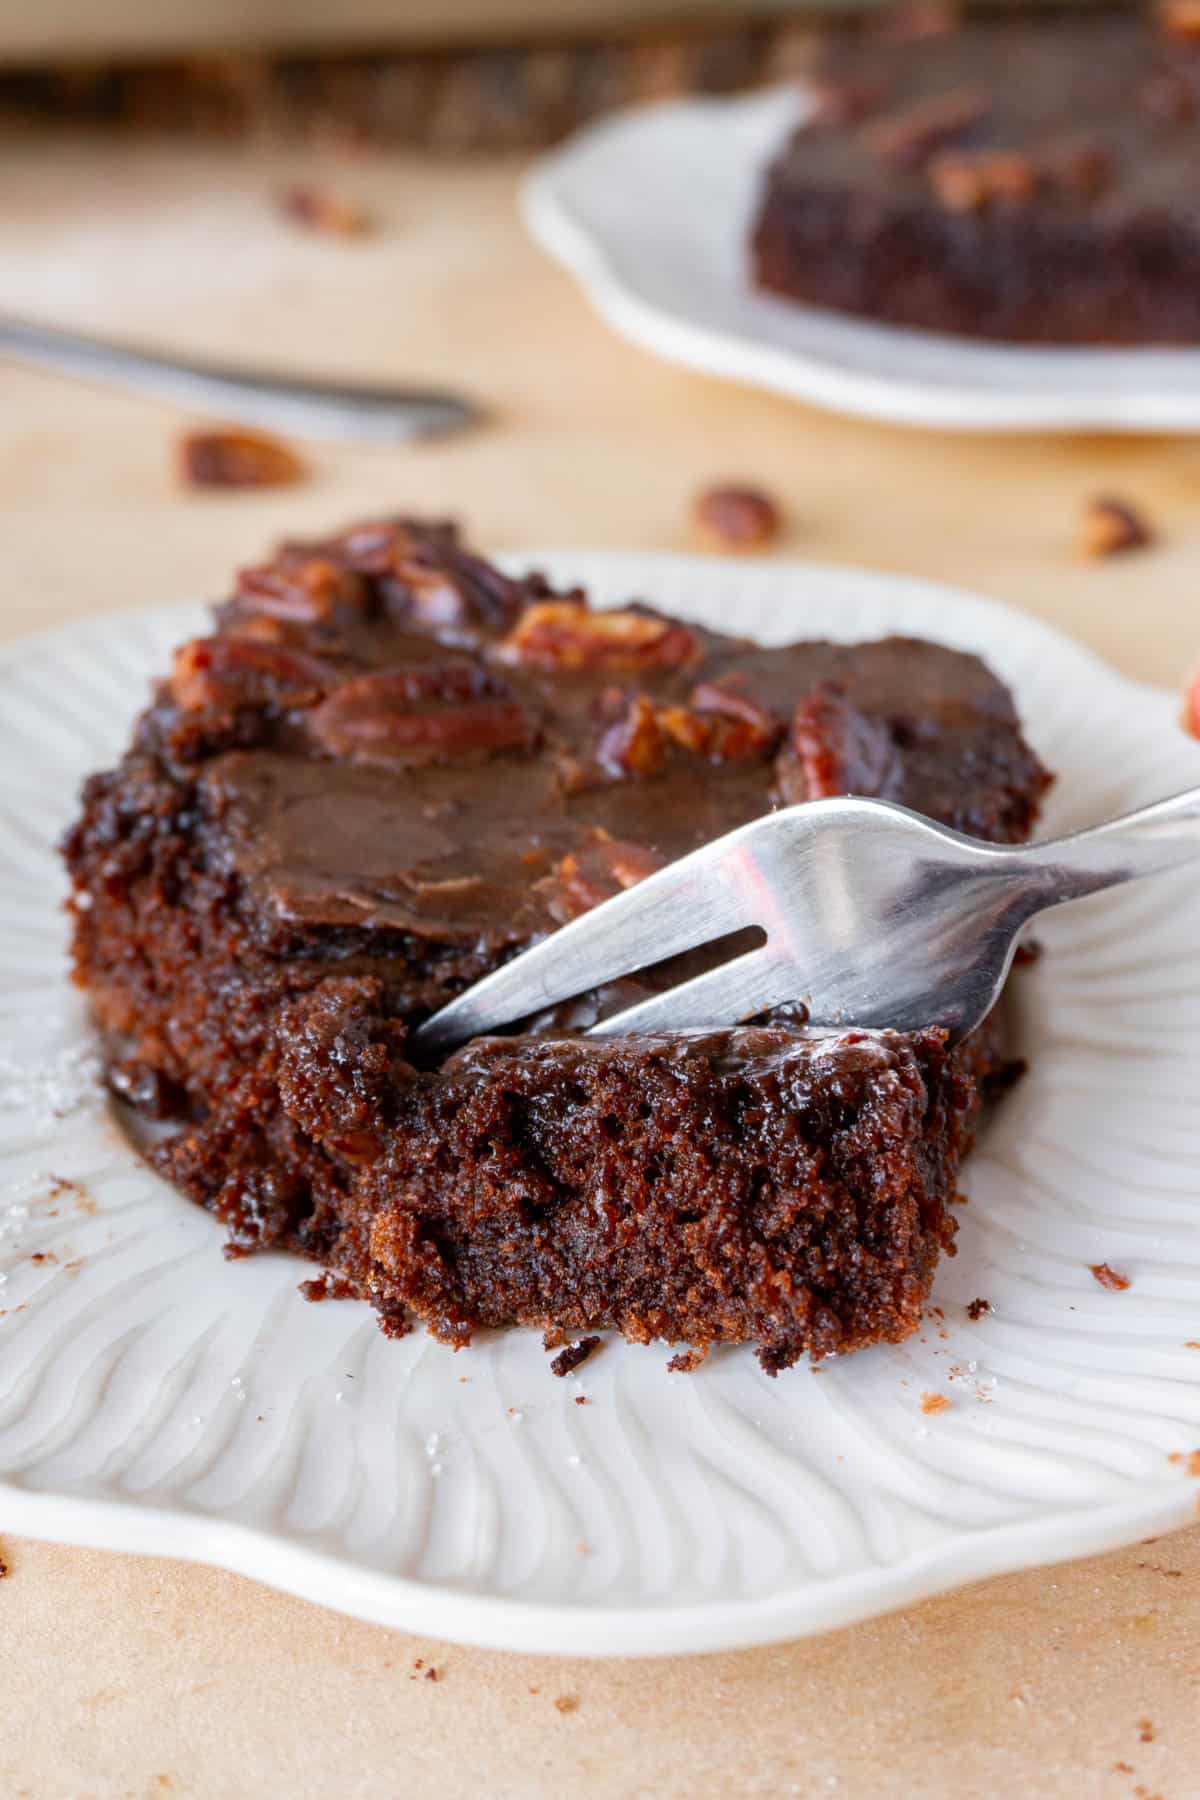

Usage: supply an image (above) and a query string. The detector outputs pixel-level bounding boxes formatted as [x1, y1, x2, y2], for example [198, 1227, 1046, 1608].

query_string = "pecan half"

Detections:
[308, 663, 536, 765]
[692, 483, 782, 552]
[178, 426, 308, 490]
[169, 636, 337, 713]
[384, 541, 534, 636]
[776, 689, 902, 805]
[232, 558, 367, 625]
[929, 149, 1038, 212]
[278, 183, 373, 237]
[1078, 495, 1154, 559]
[864, 87, 989, 169]
[500, 602, 698, 673]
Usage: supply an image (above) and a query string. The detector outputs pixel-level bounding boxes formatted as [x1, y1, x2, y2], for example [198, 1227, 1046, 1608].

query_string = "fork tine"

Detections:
[586, 945, 782, 1038]
[412, 822, 768, 1057]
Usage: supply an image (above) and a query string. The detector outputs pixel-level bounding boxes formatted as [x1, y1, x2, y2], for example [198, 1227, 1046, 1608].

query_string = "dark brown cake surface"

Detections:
[62, 515, 1051, 1370]
[752, 11, 1200, 345]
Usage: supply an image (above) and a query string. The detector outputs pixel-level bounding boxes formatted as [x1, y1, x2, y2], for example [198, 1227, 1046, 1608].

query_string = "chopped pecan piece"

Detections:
[544, 829, 666, 922]
[776, 689, 902, 805]
[233, 558, 367, 624]
[220, 614, 301, 647]
[178, 426, 308, 490]
[169, 636, 337, 714]
[500, 602, 698, 673]
[308, 663, 537, 765]
[596, 679, 780, 777]
[865, 87, 989, 169]
[929, 150, 1038, 212]
[1158, 0, 1200, 40]
[692, 483, 782, 552]
[665, 680, 781, 760]
[689, 679, 781, 752]
[597, 694, 667, 777]
[328, 521, 411, 573]
[1079, 495, 1154, 559]
[278, 182, 372, 237]
[279, 518, 457, 578]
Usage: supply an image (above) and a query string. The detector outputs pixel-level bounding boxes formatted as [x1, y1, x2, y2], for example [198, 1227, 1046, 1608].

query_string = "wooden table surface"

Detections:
[2, 134, 1199, 1800]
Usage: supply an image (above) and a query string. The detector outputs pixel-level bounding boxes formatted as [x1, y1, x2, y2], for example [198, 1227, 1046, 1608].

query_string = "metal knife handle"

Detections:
[0, 314, 480, 446]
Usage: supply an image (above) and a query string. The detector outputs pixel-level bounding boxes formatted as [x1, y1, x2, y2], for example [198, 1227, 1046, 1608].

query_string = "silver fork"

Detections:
[0, 315, 479, 445]
[413, 787, 1200, 1058]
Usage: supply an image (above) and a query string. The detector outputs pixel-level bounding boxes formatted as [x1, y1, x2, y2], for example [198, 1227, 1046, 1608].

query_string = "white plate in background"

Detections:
[524, 88, 1200, 434]
[2, 552, 1200, 1656]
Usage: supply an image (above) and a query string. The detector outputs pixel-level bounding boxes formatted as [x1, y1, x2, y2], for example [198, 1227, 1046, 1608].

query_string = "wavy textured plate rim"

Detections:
[522, 87, 1200, 435]
[3, 1477, 1194, 1657]
[2, 552, 1200, 1658]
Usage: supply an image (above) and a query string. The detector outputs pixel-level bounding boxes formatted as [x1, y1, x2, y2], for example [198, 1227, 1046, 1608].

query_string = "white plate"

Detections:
[523, 87, 1200, 434]
[3, 554, 1200, 1657]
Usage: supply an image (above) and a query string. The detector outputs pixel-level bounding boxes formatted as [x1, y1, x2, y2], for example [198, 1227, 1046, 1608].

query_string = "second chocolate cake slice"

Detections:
[62, 516, 1052, 1371]
[752, 12, 1200, 346]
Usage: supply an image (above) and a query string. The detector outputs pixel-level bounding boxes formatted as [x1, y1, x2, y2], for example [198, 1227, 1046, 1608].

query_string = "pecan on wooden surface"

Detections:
[178, 426, 308, 490]
[1078, 495, 1155, 559]
[278, 182, 373, 237]
[692, 482, 782, 552]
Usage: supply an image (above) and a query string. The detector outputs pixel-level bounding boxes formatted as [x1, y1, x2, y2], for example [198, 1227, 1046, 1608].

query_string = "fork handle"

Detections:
[0, 314, 479, 445]
[1020, 784, 1200, 900]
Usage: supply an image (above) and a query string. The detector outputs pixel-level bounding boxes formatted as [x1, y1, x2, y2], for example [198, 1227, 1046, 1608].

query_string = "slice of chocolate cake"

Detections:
[752, 10, 1200, 346]
[62, 516, 1051, 1371]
